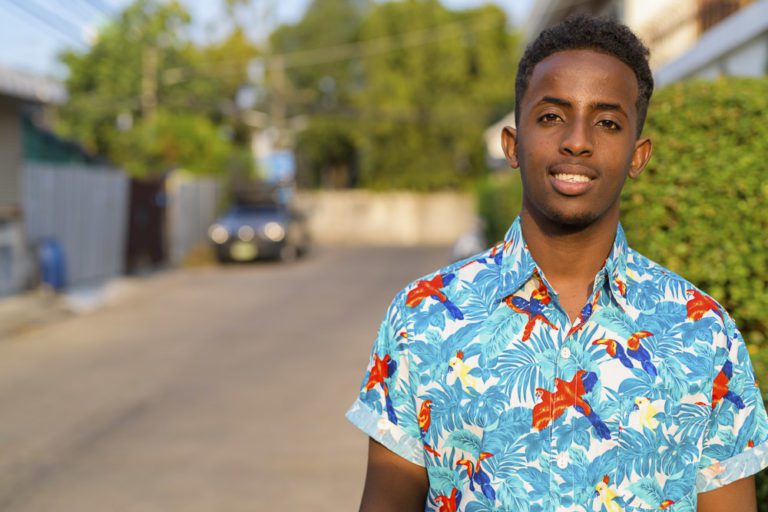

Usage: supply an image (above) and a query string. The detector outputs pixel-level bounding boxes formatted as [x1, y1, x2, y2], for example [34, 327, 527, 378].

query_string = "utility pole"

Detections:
[141, 44, 158, 121]
[268, 54, 287, 138]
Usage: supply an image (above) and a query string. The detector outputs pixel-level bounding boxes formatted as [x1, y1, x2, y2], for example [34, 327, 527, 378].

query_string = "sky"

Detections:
[0, 0, 534, 78]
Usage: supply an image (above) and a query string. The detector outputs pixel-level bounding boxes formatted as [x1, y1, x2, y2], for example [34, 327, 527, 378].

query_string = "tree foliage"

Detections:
[271, 0, 519, 190]
[354, 1, 517, 190]
[58, 0, 258, 176]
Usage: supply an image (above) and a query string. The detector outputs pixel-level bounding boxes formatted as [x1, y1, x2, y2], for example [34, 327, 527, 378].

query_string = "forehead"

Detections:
[524, 49, 639, 111]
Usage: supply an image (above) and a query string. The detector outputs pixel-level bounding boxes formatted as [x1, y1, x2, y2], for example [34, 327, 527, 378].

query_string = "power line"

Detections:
[6, 0, 88, 49]
[272, 14, 502, 69]
[79, 0, 116, 17]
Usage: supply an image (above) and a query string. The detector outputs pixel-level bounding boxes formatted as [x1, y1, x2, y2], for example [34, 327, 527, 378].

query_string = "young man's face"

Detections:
[502, 49, 652, 229]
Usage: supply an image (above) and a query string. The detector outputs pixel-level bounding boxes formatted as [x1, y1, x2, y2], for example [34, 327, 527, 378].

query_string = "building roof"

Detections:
[0, 64, 66, 104]
[654, 0, 768, 86]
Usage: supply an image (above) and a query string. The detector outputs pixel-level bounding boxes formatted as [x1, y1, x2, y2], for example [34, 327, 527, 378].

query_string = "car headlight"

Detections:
[208, 224, 229, 244]
[264, 222, 285, 242]
[238, 225, 255, 242]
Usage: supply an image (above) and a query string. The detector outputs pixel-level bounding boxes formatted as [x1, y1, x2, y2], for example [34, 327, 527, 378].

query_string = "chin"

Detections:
[544, 207, 602, 228]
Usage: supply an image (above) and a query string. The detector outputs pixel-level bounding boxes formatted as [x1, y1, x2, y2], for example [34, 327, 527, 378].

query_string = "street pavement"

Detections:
[0, 245, 450, 511]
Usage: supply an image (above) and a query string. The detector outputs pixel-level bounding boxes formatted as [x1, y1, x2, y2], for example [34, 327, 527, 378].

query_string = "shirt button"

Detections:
[560, 347, 571, 359]
[556, 452, 569, 468]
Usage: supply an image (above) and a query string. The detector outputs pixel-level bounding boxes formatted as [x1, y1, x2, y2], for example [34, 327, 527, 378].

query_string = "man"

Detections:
[347, 15, 768, 512]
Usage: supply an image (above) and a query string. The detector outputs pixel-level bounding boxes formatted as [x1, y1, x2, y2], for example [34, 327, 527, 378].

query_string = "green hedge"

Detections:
[474, 171, 522, 244]
[478, 77, 768, 503]
[622, 76, 768, 507]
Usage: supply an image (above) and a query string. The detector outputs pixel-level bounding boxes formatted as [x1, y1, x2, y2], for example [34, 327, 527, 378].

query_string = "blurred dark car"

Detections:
[208, 203, 310, 263]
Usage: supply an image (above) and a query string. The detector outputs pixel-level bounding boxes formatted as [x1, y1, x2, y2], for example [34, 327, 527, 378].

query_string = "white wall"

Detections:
[295, 190, 476, 246]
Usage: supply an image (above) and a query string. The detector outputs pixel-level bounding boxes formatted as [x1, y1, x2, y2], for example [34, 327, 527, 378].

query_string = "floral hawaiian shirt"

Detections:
[347, 217, 768, 512]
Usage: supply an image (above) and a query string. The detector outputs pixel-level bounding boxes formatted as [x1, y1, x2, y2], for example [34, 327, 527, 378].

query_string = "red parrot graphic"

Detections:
[418, 400, 440, 457]
[712, 360, 745, 410]
[659, 500, 676, 509]
[364, 353, 398, 424]
[686, 289, 723, 321]
[532, 370, 611, 440]
[406, 272, 463, 320]
[435, 487, 461, 512]
[456, 452, 495, 501]
[504, 282, 558, 341]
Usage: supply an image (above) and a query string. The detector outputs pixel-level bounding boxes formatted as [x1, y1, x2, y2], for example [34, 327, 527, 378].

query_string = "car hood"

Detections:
[215, 211, 288, 231]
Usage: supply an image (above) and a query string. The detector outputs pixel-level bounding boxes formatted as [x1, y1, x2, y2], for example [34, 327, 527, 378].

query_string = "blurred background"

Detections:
[0, 0, 766, 510]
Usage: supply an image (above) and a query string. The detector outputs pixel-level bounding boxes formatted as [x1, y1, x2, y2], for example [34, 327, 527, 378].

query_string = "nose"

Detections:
[560, 119, 593, 157]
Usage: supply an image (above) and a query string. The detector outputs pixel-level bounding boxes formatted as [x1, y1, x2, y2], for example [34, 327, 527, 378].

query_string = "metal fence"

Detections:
[23, 163, 129, 288]
[166, 172, 222, 265]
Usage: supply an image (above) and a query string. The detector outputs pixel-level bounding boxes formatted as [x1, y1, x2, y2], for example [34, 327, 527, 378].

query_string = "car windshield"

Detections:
[230, 205, 281, 216]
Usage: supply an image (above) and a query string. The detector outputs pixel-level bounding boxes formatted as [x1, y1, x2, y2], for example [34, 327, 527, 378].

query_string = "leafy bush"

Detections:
[621, 77, 768, 504]
[474, 171, 522, 244]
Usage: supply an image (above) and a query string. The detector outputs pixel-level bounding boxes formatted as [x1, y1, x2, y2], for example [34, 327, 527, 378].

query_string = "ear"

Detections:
[628, 137, 652, 179]
[501, 126, 520, 169]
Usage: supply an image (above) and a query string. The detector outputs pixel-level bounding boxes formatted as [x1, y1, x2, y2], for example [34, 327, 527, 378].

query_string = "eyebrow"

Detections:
[538, 96, 629, 118]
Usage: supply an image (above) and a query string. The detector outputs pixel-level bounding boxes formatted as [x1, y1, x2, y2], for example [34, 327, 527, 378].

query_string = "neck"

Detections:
[519, 208, 619, 287]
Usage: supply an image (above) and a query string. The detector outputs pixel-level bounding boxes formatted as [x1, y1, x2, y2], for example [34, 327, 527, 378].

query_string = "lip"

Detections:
[548, 163, 596, 196]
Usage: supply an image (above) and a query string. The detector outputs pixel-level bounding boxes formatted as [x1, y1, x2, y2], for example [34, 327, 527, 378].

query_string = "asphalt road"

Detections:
[0, 245, 449, 512]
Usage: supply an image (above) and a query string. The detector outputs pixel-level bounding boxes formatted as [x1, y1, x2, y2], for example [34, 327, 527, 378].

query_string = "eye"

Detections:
[597, 119, 621, 131]
[537, 113, 561, 124]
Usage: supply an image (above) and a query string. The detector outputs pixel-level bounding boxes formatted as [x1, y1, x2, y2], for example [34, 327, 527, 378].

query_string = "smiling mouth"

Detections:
[553, 173, 591, 183]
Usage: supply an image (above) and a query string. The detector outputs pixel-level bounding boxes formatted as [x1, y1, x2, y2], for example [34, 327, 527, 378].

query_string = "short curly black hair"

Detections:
[515, 15, 654, 135]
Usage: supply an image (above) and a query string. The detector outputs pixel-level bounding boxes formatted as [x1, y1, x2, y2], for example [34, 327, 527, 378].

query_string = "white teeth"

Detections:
[554, 173, 590, 183]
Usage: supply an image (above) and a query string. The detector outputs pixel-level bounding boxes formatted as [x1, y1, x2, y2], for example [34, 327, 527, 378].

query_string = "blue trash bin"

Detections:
[39, 237, 66, 291]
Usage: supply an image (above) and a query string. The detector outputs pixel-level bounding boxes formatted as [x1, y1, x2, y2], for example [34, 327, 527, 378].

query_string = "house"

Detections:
[0, 64, 64, 296]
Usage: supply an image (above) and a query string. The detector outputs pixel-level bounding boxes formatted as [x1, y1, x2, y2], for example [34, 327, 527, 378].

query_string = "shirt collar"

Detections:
[496, 217, 632, 312]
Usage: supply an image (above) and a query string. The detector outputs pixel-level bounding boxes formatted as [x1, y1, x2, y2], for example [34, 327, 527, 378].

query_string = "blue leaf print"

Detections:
[461, 386, 509, 428]
[671, 316, 718, 346]
[445, 429, 483, 457]
[673, 402, 710, 441]
[497, 341, 543, 403]
[497, 476, 528, 510]
[618, 376, 656, 399]
[483, 439, 528, 480]
[617, 427, 661, 482]
[626, 477, 662, 508]
[658, 357, 689, 401]
[478, 305, 524, 365]
[428, 465, 460, 494]
[628, 279, 665, 311]
[591, 306, 637, 338]
[659, 434, 698, 474]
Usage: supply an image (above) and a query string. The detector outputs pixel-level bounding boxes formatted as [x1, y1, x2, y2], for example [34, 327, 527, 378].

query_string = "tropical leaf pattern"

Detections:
[346, 218, 768, 511]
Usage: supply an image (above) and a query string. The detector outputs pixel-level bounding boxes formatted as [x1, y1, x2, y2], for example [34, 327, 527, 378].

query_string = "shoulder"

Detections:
[388, 244, 500, 325]
[625, 247, 734, 336]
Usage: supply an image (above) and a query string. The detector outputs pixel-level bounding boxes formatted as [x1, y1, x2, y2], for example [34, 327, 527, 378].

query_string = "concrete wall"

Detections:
[0, 96, 22, 217]
[295, 190, 475, 246]
[0, 220, 30, 297]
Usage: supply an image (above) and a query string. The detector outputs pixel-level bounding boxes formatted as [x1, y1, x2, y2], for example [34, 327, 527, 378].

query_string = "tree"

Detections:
[353, 1, 518, 190]
[58, 0, 258, 176]
[269, 0, 519, 191]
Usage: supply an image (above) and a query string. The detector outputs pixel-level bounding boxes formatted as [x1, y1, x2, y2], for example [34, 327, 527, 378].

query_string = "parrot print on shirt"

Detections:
[348, 218, 768, 512]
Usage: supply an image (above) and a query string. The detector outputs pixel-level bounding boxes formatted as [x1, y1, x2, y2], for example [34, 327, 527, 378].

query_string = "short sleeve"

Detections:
[696, 314, 768, 492]
[345, 292, 425, 466]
